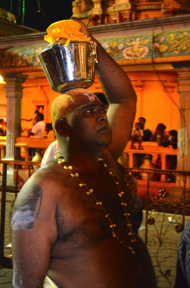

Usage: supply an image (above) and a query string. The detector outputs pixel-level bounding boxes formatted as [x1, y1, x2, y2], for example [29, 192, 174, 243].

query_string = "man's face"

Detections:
[156, 124, 164, 135]
[138, 118, 145, 129]
[45, 125, 49, 132]
[35, 114, 39, 123]
[35, 114, 41, 123]
[52, 89, 111, 150]
[135, 124, 140, 130]
[66, 98, 110, 150]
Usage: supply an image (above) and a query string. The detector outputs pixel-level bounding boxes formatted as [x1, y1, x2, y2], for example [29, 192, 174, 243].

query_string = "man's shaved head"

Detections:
[51, 88, 100, 128]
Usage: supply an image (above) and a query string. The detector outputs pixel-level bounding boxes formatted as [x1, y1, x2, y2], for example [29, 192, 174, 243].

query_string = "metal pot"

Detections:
[38, 40, 97, 93]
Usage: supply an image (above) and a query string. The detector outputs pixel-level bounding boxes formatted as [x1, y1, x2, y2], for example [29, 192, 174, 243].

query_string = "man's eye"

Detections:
[84, 108, 96, 114]
[101, 108, 107, 113]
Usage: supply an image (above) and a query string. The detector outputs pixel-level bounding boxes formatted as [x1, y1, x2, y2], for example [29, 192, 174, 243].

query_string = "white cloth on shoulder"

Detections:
[44, 276, 59, 288]
[41, 140, 59, 166]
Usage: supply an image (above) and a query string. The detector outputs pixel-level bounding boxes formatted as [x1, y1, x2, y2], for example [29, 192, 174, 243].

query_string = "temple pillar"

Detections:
[133, 80, 144, 118]
[3, 73, 28, 160]
[171, 63, 190, 198]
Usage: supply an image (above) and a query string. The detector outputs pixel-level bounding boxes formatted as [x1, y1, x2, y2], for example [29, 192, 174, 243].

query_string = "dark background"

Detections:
[0, 0, 73, 31]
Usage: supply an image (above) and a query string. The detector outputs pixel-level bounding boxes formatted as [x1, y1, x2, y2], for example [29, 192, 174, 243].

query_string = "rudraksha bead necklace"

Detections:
[55, 152, 136, 254]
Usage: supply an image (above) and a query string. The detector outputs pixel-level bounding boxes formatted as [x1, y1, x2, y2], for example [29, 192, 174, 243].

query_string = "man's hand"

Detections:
[28, 131, 34, 136]
[71, 17, 91, 38]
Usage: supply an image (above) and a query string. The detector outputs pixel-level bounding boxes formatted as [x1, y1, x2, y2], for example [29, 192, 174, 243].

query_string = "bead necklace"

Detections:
[55, 151, 136, 254]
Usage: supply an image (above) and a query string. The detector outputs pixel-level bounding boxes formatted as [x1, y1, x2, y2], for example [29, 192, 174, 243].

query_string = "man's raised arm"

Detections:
[74, 18, 137, 160]
[95, 41, 137, 160]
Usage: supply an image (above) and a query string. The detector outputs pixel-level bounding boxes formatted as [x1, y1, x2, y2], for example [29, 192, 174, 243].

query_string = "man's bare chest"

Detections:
[52, 163, 134, 258]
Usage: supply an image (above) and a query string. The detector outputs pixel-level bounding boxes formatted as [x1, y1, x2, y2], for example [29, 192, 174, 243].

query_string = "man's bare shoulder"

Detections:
[32, 160, 67, 183]
[14, 161, 69, 208]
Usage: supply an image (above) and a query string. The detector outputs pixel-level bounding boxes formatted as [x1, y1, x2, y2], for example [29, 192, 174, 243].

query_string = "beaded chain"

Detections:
[55, 152, 136, 254]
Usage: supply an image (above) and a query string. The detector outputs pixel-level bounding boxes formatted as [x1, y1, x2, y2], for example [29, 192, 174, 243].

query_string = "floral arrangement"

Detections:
[44, 19, 92, 47]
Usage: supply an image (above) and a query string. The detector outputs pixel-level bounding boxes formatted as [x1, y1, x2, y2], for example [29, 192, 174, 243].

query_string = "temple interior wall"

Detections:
[129, 70, 179, 132]
[0, 67, 179, 134]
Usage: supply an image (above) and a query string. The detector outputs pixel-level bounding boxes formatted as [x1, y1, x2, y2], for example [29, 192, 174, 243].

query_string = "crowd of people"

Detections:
[129, 118, 178, 181]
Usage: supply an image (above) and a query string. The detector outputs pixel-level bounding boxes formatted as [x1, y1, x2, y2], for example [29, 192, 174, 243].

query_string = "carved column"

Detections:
[3, 73, 28, 160]
[172, 63, 190, 196]
[163, 81, 176, 126]
[133, 80, 144, 118]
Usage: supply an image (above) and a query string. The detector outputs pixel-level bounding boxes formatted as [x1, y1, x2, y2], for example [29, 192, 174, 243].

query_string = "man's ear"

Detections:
[54, 119, 69, 137]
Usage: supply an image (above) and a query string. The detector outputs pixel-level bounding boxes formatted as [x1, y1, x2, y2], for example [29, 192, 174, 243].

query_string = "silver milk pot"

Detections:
[38, 40, 97, 93]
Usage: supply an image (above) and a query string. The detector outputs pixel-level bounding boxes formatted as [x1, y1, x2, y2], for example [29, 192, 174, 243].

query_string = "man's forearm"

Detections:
[94, 40, 137, 104]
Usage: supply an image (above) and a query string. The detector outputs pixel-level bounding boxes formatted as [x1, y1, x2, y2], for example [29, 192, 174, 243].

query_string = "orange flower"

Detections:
[44, 19, 91, 46]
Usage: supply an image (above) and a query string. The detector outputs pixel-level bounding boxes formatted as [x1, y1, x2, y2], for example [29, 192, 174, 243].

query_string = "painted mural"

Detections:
[99, 29, 190, 60]
[0, 29, 190, 70]
[0, 45, 46, 69]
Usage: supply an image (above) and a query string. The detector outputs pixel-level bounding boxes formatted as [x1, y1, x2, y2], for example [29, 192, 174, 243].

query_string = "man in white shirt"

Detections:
[41, 140, 58, 166]
[28, 112, 45, 138]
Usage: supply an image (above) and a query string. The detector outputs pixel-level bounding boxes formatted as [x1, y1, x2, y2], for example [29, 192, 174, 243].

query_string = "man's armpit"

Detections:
[11, 184, 43, 230]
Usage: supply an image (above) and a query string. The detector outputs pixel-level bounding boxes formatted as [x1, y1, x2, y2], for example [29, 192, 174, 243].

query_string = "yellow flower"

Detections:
[44, 19, 91, 46]
[109, 41, 118, 48]
[27, 56, 32, 64]
[109, 41, 118, 49]
[159, 43, 168, 53]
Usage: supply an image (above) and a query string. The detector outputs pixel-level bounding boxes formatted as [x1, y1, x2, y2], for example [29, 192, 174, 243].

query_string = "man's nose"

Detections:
[96, 112, 107, 122]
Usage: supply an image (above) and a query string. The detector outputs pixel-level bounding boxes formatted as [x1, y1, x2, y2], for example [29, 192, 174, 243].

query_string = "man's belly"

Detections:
[47, 235, 157, 288]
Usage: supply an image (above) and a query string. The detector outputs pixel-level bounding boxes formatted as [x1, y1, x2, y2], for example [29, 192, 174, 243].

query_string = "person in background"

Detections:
[33, 109, 40, 125]
[21, 110, 39, 126]
[135, 117, 152, 169]
[0, 118, 5, 135]
[175, 219, 190, 288]
[151, 123, 168, 145]
[28, 112, 45, 158]
[163, 129, 178, 182]
[151, 123, 169, 176]
[0, 118, 6, 135]
[21, 110, 40, 136]
[130, 122, 143, 150]
[43, 123, 55, 139]
[138, 117, 152, 141]
[163, 129, 178, 150]
[28, 112, 45, 138]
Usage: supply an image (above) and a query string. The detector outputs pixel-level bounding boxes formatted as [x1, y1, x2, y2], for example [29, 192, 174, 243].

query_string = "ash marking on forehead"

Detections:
[51, 89, 98, 124]
[65, 89, 97, 102]
[79, 90, 96, 101]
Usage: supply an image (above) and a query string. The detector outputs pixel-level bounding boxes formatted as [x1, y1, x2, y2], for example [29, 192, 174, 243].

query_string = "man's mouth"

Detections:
[97, 125, 110, 133]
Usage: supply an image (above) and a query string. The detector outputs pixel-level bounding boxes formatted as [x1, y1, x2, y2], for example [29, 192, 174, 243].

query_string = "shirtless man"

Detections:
[11, 19, 157, 288]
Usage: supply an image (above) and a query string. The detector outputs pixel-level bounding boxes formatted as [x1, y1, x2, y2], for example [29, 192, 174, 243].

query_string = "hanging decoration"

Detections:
[22, 0, 25, 25]
[10, 0, 13, 12]
[18, 0, 21, 18]
[37, 0, 41, 13]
